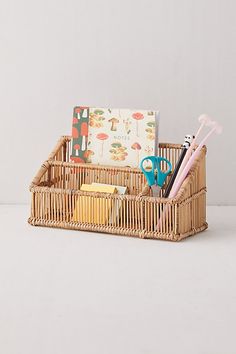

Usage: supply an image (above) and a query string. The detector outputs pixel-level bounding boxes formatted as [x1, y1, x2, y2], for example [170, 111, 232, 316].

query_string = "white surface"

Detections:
[0, 0, 235, 205]
[0, 205, 236, 354]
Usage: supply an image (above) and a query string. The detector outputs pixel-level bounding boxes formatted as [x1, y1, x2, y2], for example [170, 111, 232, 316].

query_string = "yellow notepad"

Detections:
[73, 184, 117, 224]
[92, 183, 127, 223]
[80, 184, 117, 194]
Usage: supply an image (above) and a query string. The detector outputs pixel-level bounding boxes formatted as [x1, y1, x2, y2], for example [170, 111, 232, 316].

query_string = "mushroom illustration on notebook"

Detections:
[70, 106, 89, 163]
[70, 107, 160, 168]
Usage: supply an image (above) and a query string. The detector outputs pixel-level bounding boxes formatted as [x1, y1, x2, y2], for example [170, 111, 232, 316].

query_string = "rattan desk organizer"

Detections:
[28, 136, 207, 241]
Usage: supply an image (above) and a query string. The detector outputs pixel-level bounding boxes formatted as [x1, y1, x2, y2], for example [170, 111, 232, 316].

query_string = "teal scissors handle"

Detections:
[140, 156, 172, 187]
[156, 157, 172, 187]
[140, 156, 157, 186]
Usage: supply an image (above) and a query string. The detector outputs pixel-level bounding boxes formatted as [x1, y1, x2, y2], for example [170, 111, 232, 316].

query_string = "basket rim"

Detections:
[30, 135, 207, 204]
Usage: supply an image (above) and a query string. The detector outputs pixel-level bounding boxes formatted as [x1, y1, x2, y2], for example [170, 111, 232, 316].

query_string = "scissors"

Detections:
[140, 156, 172, 197]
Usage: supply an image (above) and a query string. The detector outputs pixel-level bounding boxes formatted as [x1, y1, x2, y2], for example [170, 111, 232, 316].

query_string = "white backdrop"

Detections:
[0, 0, 235, 205]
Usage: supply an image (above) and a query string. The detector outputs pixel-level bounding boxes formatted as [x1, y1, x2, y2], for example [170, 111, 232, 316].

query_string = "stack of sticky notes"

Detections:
[73, 183, 127, 225]
[70, 106, 159, 167]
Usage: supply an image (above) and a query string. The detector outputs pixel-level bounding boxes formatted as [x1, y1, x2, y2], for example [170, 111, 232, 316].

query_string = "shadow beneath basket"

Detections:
[183, 224, 234, 243]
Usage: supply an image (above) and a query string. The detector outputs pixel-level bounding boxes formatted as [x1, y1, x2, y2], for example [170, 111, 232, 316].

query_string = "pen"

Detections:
[164, 135, 193, 198]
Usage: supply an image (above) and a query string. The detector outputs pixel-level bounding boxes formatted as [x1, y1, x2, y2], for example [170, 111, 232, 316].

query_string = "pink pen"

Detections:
[172, 114, 213, 191]
[169, 121, 222, 198]
[156, 119, 222, 232]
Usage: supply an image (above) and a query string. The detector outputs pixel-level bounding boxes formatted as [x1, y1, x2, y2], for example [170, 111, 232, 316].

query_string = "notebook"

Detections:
[70, 107, 159, 167]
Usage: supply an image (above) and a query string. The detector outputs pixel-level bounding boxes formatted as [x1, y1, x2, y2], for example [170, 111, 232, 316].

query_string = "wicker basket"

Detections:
[28, 136, 207, 241]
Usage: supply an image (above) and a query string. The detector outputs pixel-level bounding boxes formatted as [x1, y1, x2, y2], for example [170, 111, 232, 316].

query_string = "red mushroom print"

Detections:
[83, 149, 94, 163]
[80, 122, 88, 151]
[74, 107, 81, 120]
[73, 144, 80, 157]
[96, 133, 108, 158]
[131, 142, 142, 166]
[70, 156, 84, 163]
[132, 112, 144, 137]
[72, 126, 79, 139]
[73, 116, 79, 125]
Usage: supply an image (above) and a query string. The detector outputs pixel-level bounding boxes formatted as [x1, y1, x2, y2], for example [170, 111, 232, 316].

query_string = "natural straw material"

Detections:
[28, 136, 207, 241]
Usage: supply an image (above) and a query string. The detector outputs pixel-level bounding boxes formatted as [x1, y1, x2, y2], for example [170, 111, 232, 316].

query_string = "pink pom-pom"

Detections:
[198, 114, 212, 126]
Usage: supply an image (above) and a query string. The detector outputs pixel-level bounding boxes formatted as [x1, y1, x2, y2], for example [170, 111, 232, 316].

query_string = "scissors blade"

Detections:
[151, 185, 161, 197]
